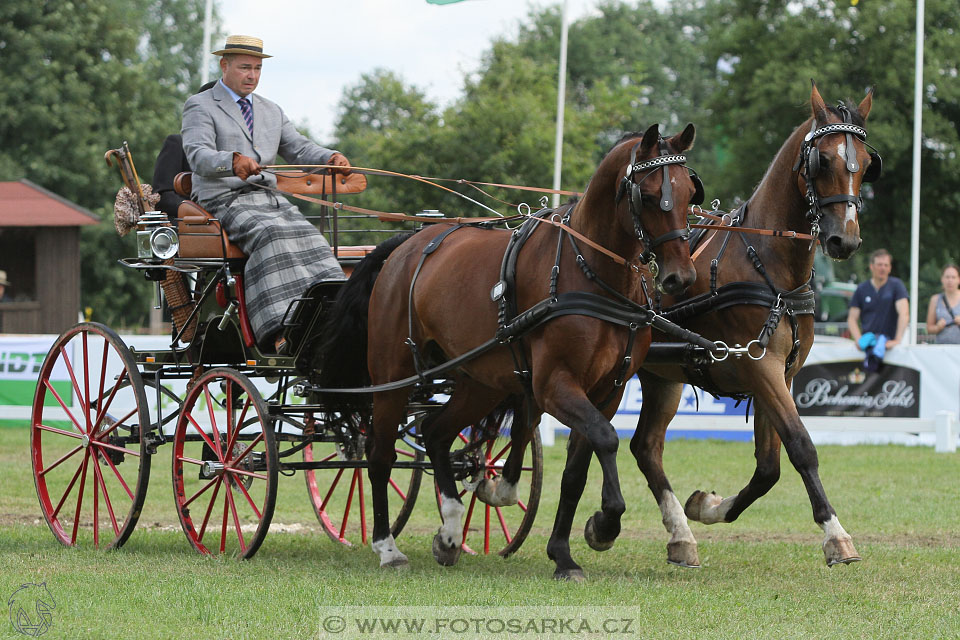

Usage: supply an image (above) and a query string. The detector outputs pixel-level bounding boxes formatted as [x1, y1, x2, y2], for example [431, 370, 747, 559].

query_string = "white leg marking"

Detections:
[660, 490, 696, 545]
[372, 535, 408, 568]
[819, 514, 852, 545]
[438, 494, 465, 548]
[698, 493, 737, 524]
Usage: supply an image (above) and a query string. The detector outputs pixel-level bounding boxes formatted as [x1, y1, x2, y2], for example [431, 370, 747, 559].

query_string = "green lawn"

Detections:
[2, 426, 958, 639]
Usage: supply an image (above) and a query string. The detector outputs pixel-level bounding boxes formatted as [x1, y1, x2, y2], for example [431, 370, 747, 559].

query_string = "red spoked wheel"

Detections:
[31, 323, 151, 550]
[171, 368, 277, 559]
[441, 420, 543, 557]
[304, 412, 425, 546]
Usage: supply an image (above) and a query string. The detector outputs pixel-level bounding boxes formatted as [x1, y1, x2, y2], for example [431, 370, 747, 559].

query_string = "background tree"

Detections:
[0, 0, 219, 327]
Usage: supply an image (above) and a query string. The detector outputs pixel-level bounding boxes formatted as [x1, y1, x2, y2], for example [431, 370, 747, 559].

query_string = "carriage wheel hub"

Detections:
[201, 460, 225, 477]
[81, 434, 91, 449]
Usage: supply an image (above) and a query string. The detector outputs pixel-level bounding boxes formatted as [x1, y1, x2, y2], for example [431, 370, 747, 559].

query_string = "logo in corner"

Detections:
[8, 582, 56, 637]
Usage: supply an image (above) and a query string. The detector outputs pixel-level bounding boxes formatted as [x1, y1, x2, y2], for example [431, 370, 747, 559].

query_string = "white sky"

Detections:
[220, 0, 603, 141]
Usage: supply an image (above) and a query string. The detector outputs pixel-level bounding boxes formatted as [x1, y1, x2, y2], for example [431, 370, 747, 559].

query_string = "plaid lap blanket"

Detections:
[211, 191, 344, 346]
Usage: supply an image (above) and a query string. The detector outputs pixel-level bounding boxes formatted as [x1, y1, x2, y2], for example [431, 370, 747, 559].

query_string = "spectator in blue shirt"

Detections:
[847, 248, 910, 349]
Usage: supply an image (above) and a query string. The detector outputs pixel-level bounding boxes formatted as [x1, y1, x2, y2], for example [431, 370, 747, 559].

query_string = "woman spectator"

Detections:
[925, 263, 960, 344]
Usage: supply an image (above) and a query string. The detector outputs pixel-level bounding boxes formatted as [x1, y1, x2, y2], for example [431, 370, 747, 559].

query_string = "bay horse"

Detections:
[546, 83, 880, 580]
[317, 123, 703, 568]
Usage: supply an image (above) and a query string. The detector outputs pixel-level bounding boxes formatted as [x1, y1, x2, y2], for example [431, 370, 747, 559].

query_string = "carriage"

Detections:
[29, 146, 543, 559]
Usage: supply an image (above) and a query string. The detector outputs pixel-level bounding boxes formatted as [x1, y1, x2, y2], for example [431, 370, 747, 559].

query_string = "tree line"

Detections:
[1, 0, 957, 326]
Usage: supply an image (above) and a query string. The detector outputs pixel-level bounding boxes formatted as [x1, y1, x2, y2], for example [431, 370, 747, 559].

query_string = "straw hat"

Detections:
[0, 270, 10, 287]
[212, 35, 272, 58]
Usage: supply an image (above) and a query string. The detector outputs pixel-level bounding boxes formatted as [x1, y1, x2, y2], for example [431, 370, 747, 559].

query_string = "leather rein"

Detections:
[252, 163, 816, 278]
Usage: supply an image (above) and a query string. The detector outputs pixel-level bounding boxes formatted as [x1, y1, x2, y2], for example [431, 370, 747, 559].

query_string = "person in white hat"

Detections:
[181, 35, 352, 353]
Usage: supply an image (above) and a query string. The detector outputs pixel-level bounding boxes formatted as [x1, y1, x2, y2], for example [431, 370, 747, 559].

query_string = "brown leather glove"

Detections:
[232, 152, 262, 181]
[328, 153, 352, 175]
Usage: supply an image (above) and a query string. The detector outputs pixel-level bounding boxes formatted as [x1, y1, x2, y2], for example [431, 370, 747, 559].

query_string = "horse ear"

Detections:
[640, 123, 660, 151]
[670, 123, 696, 152]
[810, 79, 828, 122]
[858, 88, 873, 120]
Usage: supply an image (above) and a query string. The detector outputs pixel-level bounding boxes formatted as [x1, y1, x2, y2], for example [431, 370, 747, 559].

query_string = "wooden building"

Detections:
[0, 179, 98, 334]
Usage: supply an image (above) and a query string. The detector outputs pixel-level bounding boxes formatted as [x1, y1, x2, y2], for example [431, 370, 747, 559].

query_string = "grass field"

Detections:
[2, 425, 959, 639]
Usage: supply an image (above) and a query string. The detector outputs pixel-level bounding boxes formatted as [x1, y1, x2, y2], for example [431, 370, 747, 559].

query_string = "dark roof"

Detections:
[0, 179, 99, 227]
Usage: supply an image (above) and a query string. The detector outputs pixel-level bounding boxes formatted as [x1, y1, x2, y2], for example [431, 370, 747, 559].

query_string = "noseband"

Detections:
[615, 139, 703, 276]
[793, 104, 882, 239]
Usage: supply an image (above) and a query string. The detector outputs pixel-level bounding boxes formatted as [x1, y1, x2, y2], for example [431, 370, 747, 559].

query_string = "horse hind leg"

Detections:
[424, 380, 505, 566]
[629, 373, 699, 568]
[473, 396, 531, 507]
[368, 390, 411, 568]
[684, 402, 783, 527]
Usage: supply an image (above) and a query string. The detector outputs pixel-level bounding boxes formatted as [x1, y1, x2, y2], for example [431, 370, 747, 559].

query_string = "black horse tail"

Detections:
[312, 232, 413, 405]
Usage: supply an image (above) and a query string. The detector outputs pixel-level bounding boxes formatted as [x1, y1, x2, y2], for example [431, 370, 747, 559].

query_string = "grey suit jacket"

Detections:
[181, 81, 337, 203]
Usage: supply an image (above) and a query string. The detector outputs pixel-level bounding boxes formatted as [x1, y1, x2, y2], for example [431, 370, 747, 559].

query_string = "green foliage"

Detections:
[0, 0, 219, 326]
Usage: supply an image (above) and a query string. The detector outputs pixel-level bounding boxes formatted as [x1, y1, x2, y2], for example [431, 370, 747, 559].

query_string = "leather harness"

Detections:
[656, 203, 815, 401]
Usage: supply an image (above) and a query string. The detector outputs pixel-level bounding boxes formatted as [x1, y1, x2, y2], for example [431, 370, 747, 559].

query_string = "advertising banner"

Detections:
[793, 361, 920, 418]
[0, 336, 71, 409]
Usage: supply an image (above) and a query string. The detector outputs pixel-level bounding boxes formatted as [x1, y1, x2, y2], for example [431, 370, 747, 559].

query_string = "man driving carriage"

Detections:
[181, 35, 352, 353]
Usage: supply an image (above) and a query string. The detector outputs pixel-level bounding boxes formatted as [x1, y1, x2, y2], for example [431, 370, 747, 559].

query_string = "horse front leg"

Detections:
[368, 390, 410, 568]
[544, 385, 626, 554]
[546, 430, 593, 581]
[630, 372, 699, 568]
[689, 371, 860, 566]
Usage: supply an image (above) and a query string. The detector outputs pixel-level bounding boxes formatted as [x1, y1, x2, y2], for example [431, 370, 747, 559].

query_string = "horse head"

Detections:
[603, 123, 700, 295]
[795, 82, 879, 259]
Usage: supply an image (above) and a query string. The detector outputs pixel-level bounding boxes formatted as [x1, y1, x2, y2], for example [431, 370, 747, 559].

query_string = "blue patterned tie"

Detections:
[238, 97, 254, 136]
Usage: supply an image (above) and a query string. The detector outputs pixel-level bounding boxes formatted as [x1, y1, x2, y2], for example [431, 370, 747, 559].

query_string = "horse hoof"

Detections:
[667, 541, 700, 568]
[432, 533, 462, 567]
[475, 478, 517, 507]
[553, 568, 586, 582]
[584, 515, 615, 552]
[824, 537, 862, 566]
[685, 490, 725, 524]
[379, 556, 409, 569]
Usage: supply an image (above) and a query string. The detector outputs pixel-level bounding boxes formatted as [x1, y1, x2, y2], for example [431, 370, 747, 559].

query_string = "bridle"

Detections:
[615, 138, 704, 275]
[792, 103, 882, 239]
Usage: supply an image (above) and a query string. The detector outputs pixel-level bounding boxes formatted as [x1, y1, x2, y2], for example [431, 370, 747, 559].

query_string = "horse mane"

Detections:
[609, 131, 644, 152]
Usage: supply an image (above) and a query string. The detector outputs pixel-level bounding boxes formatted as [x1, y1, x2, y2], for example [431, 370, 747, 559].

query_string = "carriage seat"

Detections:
[172, 170, 370, 261]
[173, 172, 247, 259]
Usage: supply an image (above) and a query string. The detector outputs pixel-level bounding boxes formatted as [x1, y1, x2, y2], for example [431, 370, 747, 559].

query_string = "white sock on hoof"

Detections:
[438, 495, 465, 547]
[819, 515, 851, 545]
[372, 535, 408, 567]
[661, 490, 696, 545]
